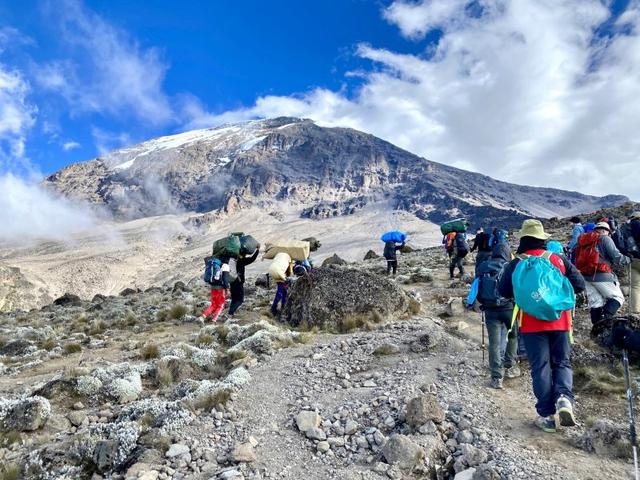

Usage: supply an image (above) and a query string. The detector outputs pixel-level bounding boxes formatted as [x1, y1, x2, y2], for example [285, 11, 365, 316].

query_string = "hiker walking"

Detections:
[269, 252, 293, 317]
[229, 246, 260, 316]
[383, 240, 405, 276]
[471, 227, 492, 272]
[566, 216, 584, 259]
[202, 256, 231, 323]
[443, 232, 456, 259]
[574, 221, 631, 335]
[449, 230, 469, 279]
[475, 241, 520, 389]
[498, 219, 585, 433]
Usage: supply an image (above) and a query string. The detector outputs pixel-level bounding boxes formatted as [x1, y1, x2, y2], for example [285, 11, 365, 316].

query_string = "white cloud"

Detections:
[0, 63, 36, 168]
[196, 0, 640, 199]
[91, 127, 132, 155]
[62, 140, 80, 151]
[0, 174, 96, 242]
[36, 0, 173, 126]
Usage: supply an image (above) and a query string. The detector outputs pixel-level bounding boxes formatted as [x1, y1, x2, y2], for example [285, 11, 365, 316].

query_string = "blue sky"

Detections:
[1, 0, 639, 199]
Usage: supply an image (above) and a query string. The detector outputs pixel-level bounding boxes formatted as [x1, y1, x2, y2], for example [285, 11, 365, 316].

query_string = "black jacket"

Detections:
[471, 232, 491, 252]
[498, 237, 585, 299]
[384, 241, 404, 260]
[235, 248, 259, 283]
[631, 219, 640, 243]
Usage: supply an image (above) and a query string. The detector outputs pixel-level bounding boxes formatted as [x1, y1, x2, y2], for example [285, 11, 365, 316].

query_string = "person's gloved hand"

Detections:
[611, 322, 632, 349]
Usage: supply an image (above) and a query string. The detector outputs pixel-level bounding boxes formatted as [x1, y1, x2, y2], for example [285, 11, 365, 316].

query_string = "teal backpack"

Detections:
[512, 252, 575, 321]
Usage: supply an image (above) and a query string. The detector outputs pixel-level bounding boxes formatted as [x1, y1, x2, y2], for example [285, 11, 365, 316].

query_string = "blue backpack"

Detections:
[512, 252, 575, 321]
[476, 258, 509, 308]
[204, 257, 223, 286]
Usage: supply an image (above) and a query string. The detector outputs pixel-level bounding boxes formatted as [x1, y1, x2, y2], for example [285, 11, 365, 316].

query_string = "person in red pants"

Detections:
[202, 257, 231, 322]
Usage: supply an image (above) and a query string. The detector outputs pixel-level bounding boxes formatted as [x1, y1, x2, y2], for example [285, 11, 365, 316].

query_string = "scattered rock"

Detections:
[364, 250, 380, 260]
[405, 394, 445, 427]
[165, 443, 190, 459]
[321, 254, 347, 266]
[575, 419, 630, 458]
[305, 427, 327, 441]
[295, 411, 321, 432]
[0, 339, 34, 356]
[53, 293, 82, 307]
[0, 396, 51, 432]
[455, 468, 477, 480]
[232, 442, 257, 463]
[382, 434, 424, 471]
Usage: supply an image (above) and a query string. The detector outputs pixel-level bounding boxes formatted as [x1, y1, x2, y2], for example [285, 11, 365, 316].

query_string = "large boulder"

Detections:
[0, 396, 51, 432]
[283, 266, 409, 330]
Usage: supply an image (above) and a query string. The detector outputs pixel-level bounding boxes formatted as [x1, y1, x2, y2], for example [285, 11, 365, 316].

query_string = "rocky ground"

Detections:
[0, 247, 636, 479]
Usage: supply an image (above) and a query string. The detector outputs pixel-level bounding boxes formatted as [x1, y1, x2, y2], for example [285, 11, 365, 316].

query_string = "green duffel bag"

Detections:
[212, 235, 241, 258]
[240, 235, 259, 256]
[440, 218, 468, 236]
[302, 237, 321, 252]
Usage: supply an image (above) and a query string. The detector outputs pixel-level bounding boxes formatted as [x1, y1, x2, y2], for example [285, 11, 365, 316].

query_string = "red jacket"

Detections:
[517, 249, 572, 333]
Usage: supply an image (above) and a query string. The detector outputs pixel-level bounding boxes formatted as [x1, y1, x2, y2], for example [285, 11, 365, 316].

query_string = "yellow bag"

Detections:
[263, 240, 310, 261]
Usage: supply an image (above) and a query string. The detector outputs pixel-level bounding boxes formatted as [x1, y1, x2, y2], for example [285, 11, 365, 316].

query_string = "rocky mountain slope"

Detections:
[43, 117, 627, 228]
[0, 248, 634, 479]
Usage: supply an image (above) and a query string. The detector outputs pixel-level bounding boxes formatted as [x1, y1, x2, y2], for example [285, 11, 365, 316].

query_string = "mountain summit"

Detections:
[44, 117, 627, 226]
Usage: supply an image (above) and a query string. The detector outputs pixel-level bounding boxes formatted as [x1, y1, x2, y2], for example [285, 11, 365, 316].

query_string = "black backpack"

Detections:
[612, 223, 640, 259]
[476, 258, 509, 308]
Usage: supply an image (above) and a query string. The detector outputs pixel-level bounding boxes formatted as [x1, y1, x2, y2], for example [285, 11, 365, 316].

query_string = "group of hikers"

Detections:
[447, 212, 640, 434]
[200, 234, 318, 323]
[200, 211, 640, 436]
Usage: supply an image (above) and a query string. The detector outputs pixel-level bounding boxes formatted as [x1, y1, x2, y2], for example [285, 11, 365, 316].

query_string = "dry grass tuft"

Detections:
[140, 343, 160, 360]
[64, 343, 82, 354]
[169, 304, 188, 320]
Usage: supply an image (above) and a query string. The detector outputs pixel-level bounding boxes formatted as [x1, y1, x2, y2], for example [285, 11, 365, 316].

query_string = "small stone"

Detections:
[295, 411, 321, 432]
[454, 468, 477, 480]
[457, 430, 474, 444]
[165, 444, 190, 459]
[67, 411, 88, 427]
[406, 394, 445, 427]
[363, 380, 377, 388]
[460, 444, 488, 467]
[344, 419, 359, 435]
[73, 402, 85, 410]
[382, 434, 424, 471]
[305, 427, 327, 441]
[328, 437, 345, 447]
[232, 443, 257, 463]
[317, 441, 330, 453]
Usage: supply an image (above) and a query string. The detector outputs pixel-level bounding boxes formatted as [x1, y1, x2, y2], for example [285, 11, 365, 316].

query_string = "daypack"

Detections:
[575, 232, 612, 276]
[512, 251, 575, 321]
[204, 257, 224, 286]
[612, 223, 639, 259]
[476, 258, 509, 308]
[455, 232, 469, 257]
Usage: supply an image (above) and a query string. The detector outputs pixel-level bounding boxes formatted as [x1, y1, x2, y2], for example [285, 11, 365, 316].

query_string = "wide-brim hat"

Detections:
[595, 221, 611, 232]
[631, 211, 640, 219]
[518, 219, 551, 240]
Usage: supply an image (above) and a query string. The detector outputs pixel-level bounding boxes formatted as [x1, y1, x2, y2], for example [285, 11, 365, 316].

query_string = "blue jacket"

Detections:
[568, 224, 584, 250]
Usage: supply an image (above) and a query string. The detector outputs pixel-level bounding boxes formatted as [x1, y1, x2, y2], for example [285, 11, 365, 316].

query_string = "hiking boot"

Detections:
[504, 365, 522, 379]
[590, 318, 611, 337]
[536, 415, 557, 433]
[489, 378, 503, 389]
[556, 395, 576, 427]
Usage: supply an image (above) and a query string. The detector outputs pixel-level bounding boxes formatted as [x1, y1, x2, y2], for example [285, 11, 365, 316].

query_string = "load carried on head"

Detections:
[302, 237, 321, 252]
[269, 252, 293, 282]
[380, 230, 407, 244]
[212, 233, 259, 259]
[263, 240, 311, 261]
[440, 218, 468, 236]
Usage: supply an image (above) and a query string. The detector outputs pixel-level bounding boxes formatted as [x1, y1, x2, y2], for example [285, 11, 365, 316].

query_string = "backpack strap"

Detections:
[540, 250, 553, 261]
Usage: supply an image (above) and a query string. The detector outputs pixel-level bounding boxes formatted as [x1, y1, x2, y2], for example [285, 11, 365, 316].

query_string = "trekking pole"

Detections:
[623, 264, 640, 480]
[623, 347, 639, 480]
[481, 310, 486, 365]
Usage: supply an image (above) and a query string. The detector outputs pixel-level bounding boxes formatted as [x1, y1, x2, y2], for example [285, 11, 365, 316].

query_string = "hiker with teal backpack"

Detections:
[474, 239, 520, 389]
[202, 256, 231, 323]
[498, 219, 585, 433]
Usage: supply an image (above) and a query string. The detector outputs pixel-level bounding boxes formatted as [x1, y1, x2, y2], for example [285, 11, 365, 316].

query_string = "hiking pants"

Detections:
[631, 259, 640, 314]
[585, 281, 624, 310]
[271, 282, 288, 315]
[202, 289, 226, 322]
[449, 255, 465, 277]
[522, 331, 573, 417]
[386, 259, 397, 275]
[485, 309, 517, 380]
[229, 279, 244, 315]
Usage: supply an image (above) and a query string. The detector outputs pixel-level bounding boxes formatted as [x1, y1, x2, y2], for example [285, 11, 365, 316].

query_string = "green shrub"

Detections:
[0, 464, 19, 480]
[39, 338, 56, 351]
[141, 343, 160, 360]
[64, 343, 82, 354]
[169, 304, 188, 320]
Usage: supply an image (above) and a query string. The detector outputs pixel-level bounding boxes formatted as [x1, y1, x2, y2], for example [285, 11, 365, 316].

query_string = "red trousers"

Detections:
[202, 289, 226, 322]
